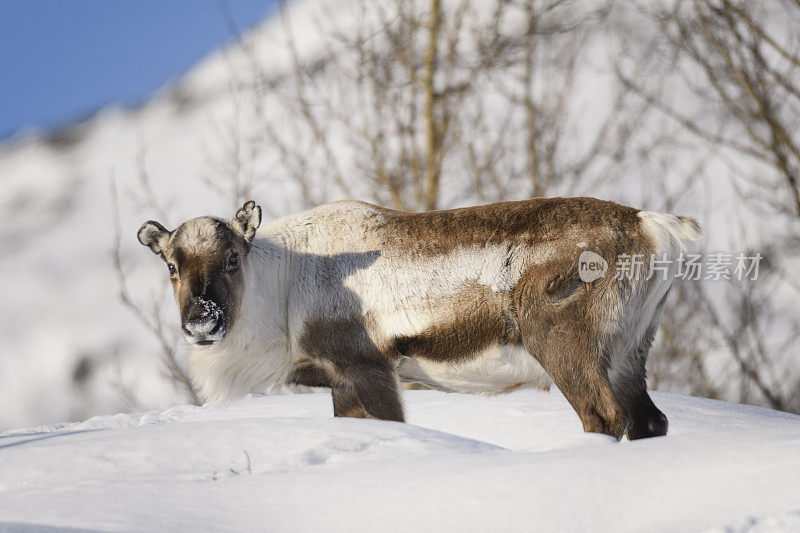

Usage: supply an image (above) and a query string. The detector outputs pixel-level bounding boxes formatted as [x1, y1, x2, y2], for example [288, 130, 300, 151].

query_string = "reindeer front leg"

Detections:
[297, 315, 405, 422]
[288, 359, 405, 422]
[330, 363, 404, 422]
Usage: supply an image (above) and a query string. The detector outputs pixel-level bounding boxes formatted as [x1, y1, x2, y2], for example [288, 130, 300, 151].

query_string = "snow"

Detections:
[1, 389, 799, 532]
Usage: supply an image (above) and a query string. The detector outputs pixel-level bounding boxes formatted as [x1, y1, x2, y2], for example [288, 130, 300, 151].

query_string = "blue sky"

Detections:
[0, 0, 278, 139]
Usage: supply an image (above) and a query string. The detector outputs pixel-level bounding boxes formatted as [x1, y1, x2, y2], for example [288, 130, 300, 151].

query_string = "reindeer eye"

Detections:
[227, 251, 239, 271]
[167, 263, 178, 276]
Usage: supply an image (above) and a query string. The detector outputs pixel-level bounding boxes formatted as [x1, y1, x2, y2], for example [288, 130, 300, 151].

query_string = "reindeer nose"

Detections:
[182, 297, 222, 338]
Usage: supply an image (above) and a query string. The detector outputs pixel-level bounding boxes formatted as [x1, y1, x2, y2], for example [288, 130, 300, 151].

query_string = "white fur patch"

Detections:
[340, 244, 525, 338]
[603, 211, 702, 393]
[188, 241, 295, 402]
[637, 211, 701, 256]
[172, 217, 226, 255]
[397, 344, 551, 395]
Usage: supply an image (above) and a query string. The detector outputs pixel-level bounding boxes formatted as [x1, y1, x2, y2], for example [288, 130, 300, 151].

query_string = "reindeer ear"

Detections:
[231, 200, 262, 242]
[137, 220, 171, 257]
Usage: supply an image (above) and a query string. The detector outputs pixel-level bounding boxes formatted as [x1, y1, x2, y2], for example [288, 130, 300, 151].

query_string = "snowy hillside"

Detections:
[1, 0, 798, 431]
[1, 390, 799, 532]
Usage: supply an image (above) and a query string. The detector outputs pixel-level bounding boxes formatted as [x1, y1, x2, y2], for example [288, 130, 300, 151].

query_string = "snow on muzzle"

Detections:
[181, 297, 225, 346]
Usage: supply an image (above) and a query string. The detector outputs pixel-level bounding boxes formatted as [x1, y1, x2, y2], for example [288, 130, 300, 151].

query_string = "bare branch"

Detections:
[109, 171, 202, 406]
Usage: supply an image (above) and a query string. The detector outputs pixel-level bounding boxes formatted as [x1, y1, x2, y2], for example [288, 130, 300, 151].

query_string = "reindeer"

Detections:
[138, 197, 700, 440]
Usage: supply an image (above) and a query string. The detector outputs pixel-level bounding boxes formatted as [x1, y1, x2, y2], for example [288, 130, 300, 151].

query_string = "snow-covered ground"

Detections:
[1, 389, 799, 532]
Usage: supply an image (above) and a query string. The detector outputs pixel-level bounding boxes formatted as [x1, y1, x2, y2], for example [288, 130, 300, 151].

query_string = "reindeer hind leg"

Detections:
[610, 321, 668, 440]
[522, 323, 629, 439]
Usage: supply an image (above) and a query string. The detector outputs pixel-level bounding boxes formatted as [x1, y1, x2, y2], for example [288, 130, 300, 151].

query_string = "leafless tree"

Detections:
[618, 0, 800, 412]
[620, 0, 800, 219]
[241, 0, 633, 212]
[110, 168, 202, 406]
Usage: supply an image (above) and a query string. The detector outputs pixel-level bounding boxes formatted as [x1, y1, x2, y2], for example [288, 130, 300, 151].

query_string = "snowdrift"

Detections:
[1, 390, 799, 532]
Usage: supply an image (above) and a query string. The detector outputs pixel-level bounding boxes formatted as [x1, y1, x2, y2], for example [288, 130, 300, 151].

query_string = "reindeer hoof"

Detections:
[627, 410, 668, 440]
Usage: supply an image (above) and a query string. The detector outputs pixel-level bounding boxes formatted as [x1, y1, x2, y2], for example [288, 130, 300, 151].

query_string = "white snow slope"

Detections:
[1, 390, 799, 532]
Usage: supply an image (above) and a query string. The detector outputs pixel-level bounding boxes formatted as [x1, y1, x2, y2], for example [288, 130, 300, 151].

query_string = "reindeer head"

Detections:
[137, 201, 262, 348]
